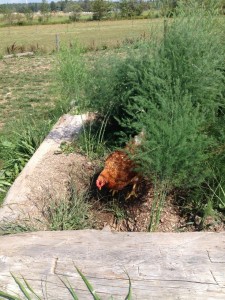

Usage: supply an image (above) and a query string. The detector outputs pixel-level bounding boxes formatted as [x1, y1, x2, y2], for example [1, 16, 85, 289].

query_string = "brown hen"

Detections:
[96, 132, 143, 198]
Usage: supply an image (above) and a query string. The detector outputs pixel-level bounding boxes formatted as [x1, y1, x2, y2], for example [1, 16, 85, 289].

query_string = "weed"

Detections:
[6, 42, 19, 54]
[56, 41, 88, 112]
[5, 42, 38, 55]
[0, 268, 132, 300]
[148, 182, 167, 232]
[0, 118, 52, 198]
[107, 200, 127, 221]
[0, 170, 11, 193]
[59, 141, 75, 155]
[39, 185, 92, 231]
[77, 115, 110, 159]
[207, 178, 225, 210]
[0, 221, 36, 236]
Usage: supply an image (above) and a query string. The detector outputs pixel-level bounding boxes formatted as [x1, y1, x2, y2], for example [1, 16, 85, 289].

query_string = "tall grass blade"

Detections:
[59, 277, 79, 300]
[10, 273, 32, 300]
[0, 291, 20, 300]
[75, 267, 101, 300]
[148, 182, 167, 232]
[124, 273, 132, 300]
[22, 276, 42, 300]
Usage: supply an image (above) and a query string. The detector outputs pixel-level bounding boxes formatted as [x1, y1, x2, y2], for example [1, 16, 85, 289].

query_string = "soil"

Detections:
[70, 155, 225, 233]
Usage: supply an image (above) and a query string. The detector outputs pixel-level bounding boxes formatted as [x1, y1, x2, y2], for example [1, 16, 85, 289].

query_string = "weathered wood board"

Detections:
[3, 52, 34, 59]
[0, 114, 91, 224]
[0, 230, 224, 299]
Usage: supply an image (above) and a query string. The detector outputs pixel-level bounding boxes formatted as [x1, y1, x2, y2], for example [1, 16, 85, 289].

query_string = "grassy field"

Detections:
[0, 18, 163, 129]
[0, 55, 56, 131]
[0, 18, 163, 55]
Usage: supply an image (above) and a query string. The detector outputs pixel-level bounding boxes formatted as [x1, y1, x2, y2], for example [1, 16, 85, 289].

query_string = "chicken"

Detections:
[96, 131, 144, 199]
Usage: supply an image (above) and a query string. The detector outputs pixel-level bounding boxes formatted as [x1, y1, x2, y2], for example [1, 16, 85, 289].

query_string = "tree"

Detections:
[119, 0, 145, 18]
[40, 0, 50, 22]
[91, 0, 111, 20]
[64, 1, 83, 21]
[82, 0, 92, 12]
[158, 0, 178, 17]
[50, 1, 57, 12]
[60, 0, 68, 12]
[29, 3, 39, 13]
[23, 6, 34, 22]
[2, 5, 15, 25]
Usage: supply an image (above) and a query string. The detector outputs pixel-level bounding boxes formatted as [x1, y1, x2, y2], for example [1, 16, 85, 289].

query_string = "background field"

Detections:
[0, 18, 163, 131]
[0, 18, 163, 55]
[0, 55, 55, 130]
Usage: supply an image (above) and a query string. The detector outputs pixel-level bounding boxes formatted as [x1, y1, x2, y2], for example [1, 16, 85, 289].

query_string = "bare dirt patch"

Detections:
[68, 155, 225, 233]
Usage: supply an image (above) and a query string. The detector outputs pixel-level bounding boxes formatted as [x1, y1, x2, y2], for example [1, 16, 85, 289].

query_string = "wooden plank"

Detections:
[0, 114, 92, 224]
[0, 230, 224, 299]
[3, 52, 34, 59]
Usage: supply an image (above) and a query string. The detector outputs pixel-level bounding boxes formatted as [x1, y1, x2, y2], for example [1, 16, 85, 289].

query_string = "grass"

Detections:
[0, 55, 60, 204]
[0, 18, 163, 55]
[0, 182, 92, 235]
[148, 182, 167, 232]
[0, 221, 37, 236]
[76, 117, 110, 159]
[107, 199, 127, 221]
[39, 185, 92, 231]
[0, 55, 56, 129]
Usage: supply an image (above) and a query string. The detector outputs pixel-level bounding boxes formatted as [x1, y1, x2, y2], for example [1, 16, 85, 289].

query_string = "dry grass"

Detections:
[0, 55, 56, 131]
[0, 18, 163, 55]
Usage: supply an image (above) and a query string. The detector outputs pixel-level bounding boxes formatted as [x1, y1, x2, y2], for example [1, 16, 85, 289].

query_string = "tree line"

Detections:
[0, 0, 224, 24]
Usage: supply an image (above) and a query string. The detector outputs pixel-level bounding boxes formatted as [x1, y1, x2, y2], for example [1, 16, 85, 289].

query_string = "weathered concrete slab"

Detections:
[0, 230, 224, 299]
[0, 114, 91, 224]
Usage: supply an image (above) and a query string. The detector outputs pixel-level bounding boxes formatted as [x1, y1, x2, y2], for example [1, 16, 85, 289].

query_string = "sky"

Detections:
[0, 0, 49, 4]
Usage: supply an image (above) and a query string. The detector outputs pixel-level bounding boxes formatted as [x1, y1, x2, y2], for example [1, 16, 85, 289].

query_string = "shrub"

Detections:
[128, 94, 213, 188]
[89, 4, 224, 186]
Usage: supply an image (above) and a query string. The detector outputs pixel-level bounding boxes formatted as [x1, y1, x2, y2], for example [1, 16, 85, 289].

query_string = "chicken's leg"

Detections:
[110, 189, 118, 197]
[125, 183, 137, 200]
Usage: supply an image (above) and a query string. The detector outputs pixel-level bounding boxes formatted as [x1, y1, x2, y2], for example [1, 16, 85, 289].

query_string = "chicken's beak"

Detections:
[99, 186, 102, 190]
